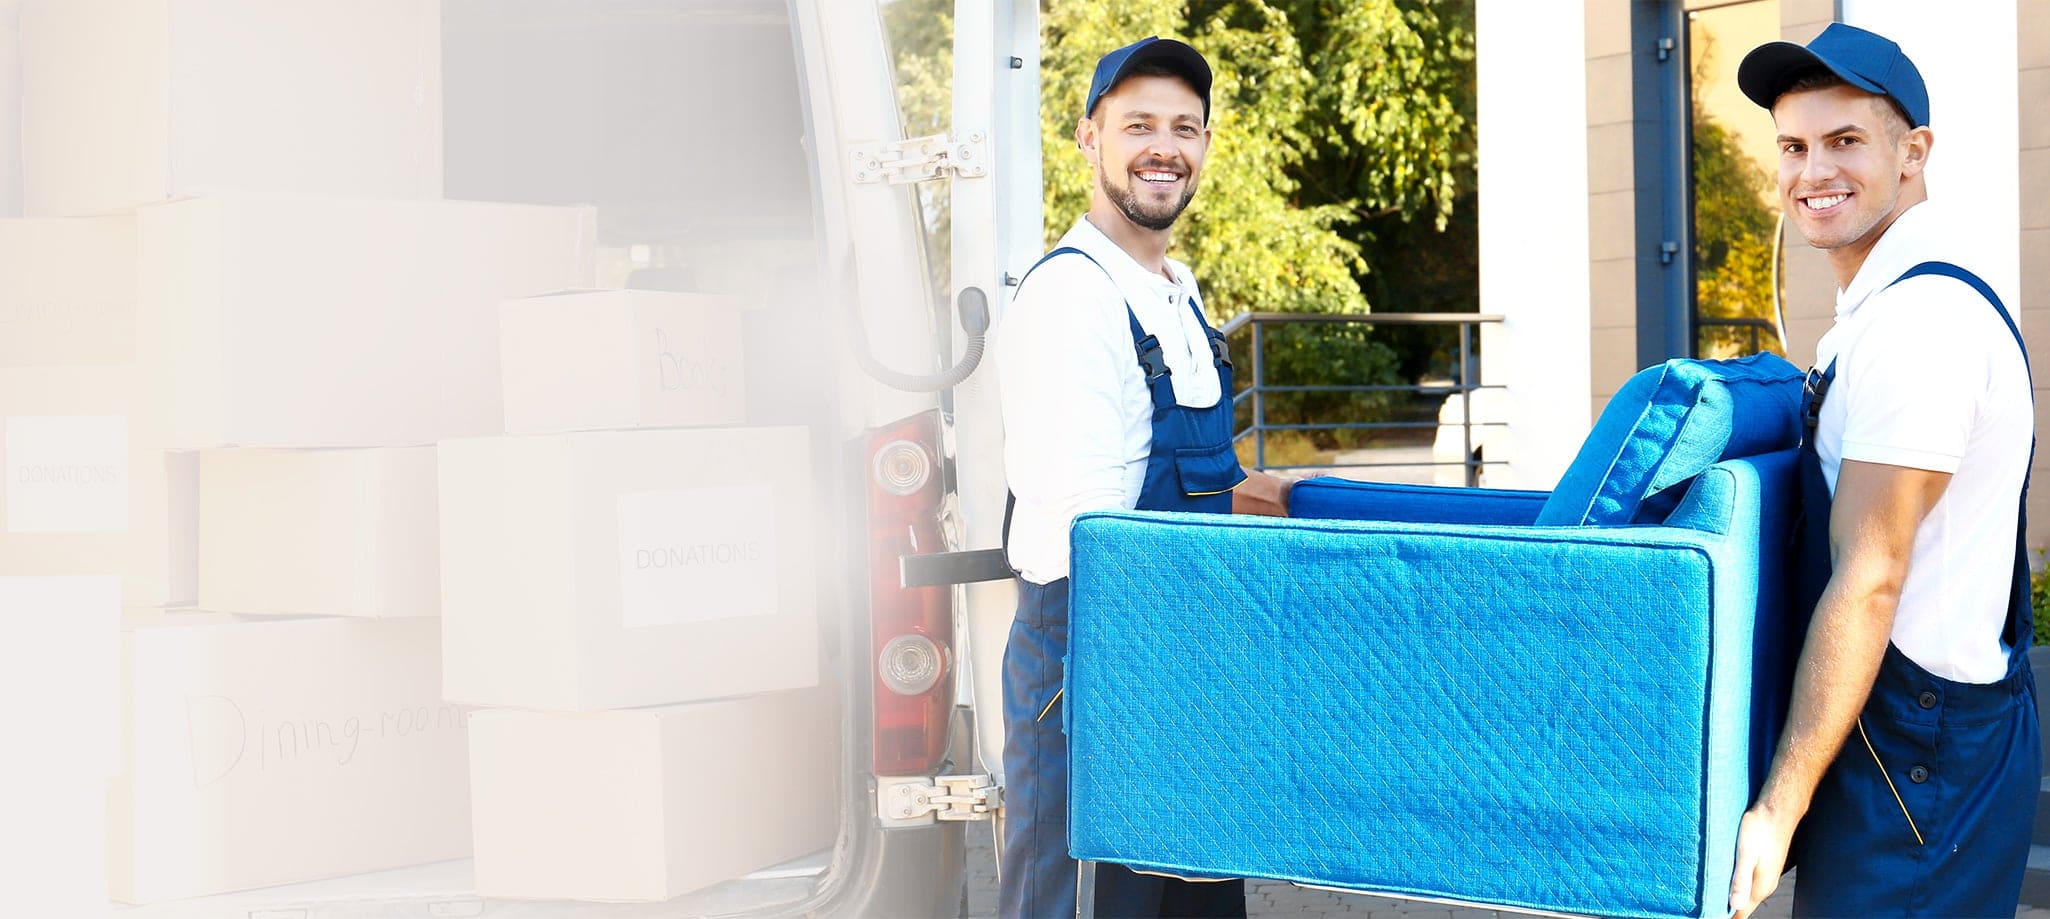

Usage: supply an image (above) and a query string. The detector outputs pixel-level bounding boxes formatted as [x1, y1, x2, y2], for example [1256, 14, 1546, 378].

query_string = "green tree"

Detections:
[887, 0, 1479, 455]
[1690, 34, 1782, 360]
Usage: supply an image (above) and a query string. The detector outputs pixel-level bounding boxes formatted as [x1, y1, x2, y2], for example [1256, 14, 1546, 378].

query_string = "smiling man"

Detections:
[1727, 23, 2037, 919]
[994, 36, 1286, 919]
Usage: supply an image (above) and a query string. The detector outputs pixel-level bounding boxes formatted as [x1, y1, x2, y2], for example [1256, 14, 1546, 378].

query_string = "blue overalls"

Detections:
[1786, 262, 2041, 918]
[999, 247, 1249, 919]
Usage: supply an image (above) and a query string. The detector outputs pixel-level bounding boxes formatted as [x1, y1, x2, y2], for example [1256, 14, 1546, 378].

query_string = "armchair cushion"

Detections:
[1532, 353, 1802, 527]
[1290, 478, 1548, 525]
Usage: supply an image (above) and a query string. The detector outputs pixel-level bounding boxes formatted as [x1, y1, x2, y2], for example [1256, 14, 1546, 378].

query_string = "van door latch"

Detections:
[851, 133, 988, 185]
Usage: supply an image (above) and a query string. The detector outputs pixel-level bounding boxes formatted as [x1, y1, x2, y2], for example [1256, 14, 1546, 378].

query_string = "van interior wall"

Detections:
[441, 0, 830, 429]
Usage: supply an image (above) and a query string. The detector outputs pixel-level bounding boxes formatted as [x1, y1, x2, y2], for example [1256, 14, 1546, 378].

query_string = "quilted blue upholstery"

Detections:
[1534, 353, 1802, 526]
[1066, 450, 1801, 919]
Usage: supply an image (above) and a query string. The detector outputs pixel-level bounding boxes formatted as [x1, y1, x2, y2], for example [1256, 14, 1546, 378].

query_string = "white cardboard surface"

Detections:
[614, 484, 777, 629]
[5, 414, 128, 533]
[499, 289, 746, 434]
[468, 688, 835, 902]
[137, 194, 596, 448]
[0, 216, 138, 366]
[0, 576, 122, 778]
[110, 613, 471, 904]
[0, 366, 196, 605]
[19, 0, 443, 217]
[438, 426, 817, 710]
[199, 446, 438, 617]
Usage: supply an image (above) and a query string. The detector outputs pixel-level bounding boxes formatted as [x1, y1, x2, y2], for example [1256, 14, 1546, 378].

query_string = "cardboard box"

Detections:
[0, 576, 122, 778]
[199, 447, 437, 617]
[0, 777, 113, 917]
[110, 612, 471, 903]
[500, 289, 746, 434]
[469, 689, 835, 902]
[438, 426, 817, 711]
[0, 10, 19, 219]
[136, 194, 596, 448]
[0, 577, 119, 914]
[0, 365, 195, 605]
[0, 216, 138, 367]
[19, 0, 442, 217]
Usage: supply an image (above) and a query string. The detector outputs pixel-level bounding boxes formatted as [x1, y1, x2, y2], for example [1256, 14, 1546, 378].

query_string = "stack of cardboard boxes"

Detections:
[2, 0, 840, 909]
[448, 289, 835, 901]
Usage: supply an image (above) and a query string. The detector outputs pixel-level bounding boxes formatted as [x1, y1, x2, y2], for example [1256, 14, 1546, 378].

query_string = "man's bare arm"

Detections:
[1729, 458, 1950, 918]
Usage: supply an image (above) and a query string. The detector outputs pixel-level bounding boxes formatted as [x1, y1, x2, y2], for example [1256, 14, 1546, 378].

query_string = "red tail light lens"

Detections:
[864, 409, 953, 775]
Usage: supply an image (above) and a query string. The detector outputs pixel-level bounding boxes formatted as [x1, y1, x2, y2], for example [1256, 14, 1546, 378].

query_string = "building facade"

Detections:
[1479, 0, 2050, 548]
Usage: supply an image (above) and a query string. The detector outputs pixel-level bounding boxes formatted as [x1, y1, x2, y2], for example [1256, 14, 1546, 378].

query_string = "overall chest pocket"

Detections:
[1173, 440, 1246, 497]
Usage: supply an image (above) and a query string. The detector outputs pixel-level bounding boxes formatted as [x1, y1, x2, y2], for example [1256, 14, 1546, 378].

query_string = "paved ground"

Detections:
[963, 825, 2050, 918]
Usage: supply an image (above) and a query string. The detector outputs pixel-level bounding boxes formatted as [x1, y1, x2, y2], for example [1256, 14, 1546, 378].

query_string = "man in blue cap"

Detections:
[995, 35, 1288, 918]
[1728, 23, 2037, 918]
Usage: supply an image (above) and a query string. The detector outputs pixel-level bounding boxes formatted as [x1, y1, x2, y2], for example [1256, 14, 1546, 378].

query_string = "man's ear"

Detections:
[1900, 126, 1933, 179]
[1075, 116, 1099, 163]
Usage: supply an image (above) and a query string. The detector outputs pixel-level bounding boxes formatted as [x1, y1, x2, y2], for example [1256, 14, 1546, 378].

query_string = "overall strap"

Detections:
[1126, 308, 1177, 409]
[1888, 261, 2035, 654]
[1800, 360, 1838, 447]
[1004, 246, 1177, 563]
[1186, 296, 1232, 371]
[1015, 245, 1097, 288]
[1018, 245, 1176, 410]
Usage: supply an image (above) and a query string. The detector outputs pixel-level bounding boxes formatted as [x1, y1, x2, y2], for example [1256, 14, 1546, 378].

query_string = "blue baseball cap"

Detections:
[1738, 23, 1929, 127]
[1083, 37, 1212, 122]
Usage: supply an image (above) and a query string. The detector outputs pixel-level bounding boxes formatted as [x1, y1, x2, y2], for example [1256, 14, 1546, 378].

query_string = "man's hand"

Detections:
[1230, 468, 1330, 517]
[1729, 805, 1799, 919]
[1230, 468, 1288, 516]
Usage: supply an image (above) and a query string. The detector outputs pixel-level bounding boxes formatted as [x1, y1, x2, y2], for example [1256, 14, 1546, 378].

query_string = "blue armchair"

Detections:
[1065, 354, 1807, 919]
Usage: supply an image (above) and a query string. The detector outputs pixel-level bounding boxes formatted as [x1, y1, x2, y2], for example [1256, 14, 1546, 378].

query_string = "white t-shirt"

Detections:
[996, 216, 1221, 585]
[1812, 201, 2032, 684]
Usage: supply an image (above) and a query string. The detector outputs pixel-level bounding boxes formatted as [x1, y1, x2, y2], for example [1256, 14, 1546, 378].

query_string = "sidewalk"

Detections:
[962, 824, 2033, 919]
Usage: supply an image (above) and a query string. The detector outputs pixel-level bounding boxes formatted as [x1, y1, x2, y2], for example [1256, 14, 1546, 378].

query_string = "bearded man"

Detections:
[992, 36, 1289, 919]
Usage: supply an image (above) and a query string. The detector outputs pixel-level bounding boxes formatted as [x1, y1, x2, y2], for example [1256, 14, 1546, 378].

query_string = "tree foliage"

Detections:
[1690, 36, 1782, 360]
[884, 0, 1479, 450]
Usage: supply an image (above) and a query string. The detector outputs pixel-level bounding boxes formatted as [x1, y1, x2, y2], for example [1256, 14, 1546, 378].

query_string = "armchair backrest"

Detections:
[1533, 353, 1804, 527]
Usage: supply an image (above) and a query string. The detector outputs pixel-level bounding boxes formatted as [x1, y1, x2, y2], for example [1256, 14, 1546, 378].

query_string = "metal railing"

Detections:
[1219, 311, 1507, 487]
[1694, 316, 1784, 357]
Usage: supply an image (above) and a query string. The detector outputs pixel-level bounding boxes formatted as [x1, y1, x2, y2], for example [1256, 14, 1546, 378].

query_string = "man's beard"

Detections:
[1099, 163, 1195, 231]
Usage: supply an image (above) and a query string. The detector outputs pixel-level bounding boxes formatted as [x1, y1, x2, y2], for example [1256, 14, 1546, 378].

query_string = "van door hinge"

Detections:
[878, 775, 1001, 824]
[1656, 36, 1676, 62]
[851, 133, 988, 185]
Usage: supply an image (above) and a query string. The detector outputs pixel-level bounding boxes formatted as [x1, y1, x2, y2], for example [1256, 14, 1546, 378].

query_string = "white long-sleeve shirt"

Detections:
[997, 216, 1223, 585]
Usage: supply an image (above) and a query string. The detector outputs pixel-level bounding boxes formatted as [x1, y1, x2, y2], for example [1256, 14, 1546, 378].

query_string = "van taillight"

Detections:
[864, 410, 953, 775]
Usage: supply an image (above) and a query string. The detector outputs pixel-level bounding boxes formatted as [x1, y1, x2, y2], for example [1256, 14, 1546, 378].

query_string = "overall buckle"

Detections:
[1801, 365, 1831, 436]
[1136, 336, 1172, 382]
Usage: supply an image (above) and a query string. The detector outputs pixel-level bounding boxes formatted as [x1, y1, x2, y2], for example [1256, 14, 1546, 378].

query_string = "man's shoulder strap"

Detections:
[1016, 246, 1111, 291]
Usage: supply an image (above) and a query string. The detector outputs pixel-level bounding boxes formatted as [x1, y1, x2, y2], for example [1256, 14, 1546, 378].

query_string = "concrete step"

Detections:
[2036, 778, 2050, 847]
[2023, 844, 2050, 907]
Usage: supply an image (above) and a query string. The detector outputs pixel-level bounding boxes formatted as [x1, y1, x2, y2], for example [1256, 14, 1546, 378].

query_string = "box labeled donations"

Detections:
[438, 425, 817, 711]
